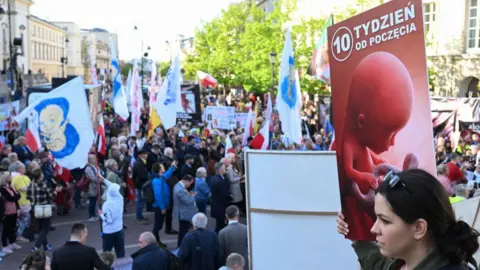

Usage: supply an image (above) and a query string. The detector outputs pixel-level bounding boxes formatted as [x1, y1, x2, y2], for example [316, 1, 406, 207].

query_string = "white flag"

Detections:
[15, 77, 94, 169]
[154, 52, 182, 130]
[276, 27, 302, 144]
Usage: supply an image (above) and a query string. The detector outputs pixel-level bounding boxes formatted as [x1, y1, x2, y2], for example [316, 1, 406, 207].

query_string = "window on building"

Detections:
[424, 2, 436, 34]
[468, 0, 480, 49]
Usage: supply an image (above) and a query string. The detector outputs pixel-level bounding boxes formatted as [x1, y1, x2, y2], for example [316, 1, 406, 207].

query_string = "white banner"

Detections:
[0, 101, 20, 131]
[205, 106, 235, 130]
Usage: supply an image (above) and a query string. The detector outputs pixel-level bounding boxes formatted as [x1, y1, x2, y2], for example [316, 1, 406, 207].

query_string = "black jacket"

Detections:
[179, 163, 196, 180]
[131, 244, 169, 270]
[132, 159, 149, 189]
[51, 241, 110, 270]
[210, 174, 231, 219]
[178, 228, 222, 270]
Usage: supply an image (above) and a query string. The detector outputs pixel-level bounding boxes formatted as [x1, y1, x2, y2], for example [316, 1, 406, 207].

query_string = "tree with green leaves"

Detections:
[121, 63, 133, 77]
[184, 2, 251, 92]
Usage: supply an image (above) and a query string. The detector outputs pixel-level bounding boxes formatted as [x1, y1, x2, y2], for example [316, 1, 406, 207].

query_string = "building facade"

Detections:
[0, 0, 33, 74]
[29, 15, 67, 82]
[80, 28, 114, 83]
[424, 0, 480, 97]
[51, 21, 84, 77]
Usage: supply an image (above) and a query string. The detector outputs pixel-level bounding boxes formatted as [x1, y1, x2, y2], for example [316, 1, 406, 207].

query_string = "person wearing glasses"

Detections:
[337, 169, 479, 270]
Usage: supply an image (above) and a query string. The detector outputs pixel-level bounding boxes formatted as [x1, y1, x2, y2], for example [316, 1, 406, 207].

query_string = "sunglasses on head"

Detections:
[384, 170, 415, 197]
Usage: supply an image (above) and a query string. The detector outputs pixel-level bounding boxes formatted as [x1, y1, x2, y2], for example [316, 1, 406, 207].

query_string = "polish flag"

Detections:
[242, 108, 255, 146]
[225, 135, 235, 157]
[97, 114, 106, 156]
[250, 121, 270, 150]
[25, 112, 41, 153]
[197, 71, 217, 89]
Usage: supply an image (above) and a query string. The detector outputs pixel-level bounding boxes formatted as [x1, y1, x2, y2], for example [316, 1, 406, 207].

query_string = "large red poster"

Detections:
[328, 0, 436, 240]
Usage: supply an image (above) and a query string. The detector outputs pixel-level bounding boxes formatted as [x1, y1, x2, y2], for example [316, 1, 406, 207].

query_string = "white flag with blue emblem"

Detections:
[276, 27, 303, 144]
[154, 51, 182, 130]
[14, 77, 94, 169]
[111, 45, 129, 120]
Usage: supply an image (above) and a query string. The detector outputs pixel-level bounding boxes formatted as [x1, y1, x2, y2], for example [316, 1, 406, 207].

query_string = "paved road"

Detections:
[1, 202, 224, 269]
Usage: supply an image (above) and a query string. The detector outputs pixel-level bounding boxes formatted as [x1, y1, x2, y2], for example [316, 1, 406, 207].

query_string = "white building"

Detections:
[0, 0, 33, 74]
[51, 21, 84, 77]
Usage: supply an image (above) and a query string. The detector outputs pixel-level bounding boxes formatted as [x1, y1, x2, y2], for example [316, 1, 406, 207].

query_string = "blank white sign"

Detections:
[245, 150, 359, 270]
[246, 151, 341, 212]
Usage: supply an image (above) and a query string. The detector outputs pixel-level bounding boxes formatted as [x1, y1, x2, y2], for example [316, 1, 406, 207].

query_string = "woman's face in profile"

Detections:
[370, 194, 418, 259]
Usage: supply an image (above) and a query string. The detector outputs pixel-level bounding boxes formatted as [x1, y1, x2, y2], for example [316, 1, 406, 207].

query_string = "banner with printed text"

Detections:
[328, 0, 435, 241]
[205, 106, 236, 130]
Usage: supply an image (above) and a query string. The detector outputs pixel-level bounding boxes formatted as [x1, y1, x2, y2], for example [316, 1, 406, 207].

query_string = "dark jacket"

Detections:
[210, 174, 231, 219]
[51, 241, 110, 270]
[353, 241, 475, 270]
[131, 244, 169, 270]
[13, 144, 33, 164]
[179, 163, 196, 180]
[178, 228, 222, 270]
[146, 151, 162, 172]
[132, 159, 149, 189]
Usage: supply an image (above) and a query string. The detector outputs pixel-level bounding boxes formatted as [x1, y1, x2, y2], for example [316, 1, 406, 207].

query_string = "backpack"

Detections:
[142, 180, 155, 204]
[0, 195, 5, 221]
[164, 248, 182, 270]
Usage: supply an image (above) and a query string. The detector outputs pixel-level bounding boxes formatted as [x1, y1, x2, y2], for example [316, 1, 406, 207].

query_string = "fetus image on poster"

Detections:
[340, 51, 417, 240]
[35, 97, 80, 159]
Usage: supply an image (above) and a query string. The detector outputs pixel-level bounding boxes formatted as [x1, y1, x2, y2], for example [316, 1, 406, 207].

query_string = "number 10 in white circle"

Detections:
[333, 33, 352, 54]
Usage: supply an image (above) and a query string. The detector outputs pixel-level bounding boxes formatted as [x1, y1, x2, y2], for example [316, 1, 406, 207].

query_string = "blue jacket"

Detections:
[194, 177, 210, 202]
[152, 166, 175, 210]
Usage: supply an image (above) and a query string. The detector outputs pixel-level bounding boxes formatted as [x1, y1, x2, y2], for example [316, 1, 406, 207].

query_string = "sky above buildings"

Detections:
[31, 0, 233, 62]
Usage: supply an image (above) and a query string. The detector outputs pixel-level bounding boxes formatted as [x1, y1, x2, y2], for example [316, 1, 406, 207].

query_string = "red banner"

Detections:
[328, 0, 435, 240]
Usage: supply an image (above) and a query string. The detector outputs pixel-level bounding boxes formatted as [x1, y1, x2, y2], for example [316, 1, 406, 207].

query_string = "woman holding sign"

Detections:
[337, 169, 479, 270]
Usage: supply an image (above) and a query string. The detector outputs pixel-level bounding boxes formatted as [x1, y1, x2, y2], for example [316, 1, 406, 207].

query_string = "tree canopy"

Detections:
[184, 0, 383, 94]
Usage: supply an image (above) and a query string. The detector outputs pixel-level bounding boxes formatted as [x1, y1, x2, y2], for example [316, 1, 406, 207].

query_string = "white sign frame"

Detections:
[244, 150, 359, 269]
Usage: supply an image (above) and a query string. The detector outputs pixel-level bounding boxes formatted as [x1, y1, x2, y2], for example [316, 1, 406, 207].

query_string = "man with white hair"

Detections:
[131, 232, 169, 270]
[178, 213, 222, 269]
[219, 253, 246, 270]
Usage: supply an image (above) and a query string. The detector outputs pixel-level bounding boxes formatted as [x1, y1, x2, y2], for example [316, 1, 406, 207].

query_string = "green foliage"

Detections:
[157, 62, 170, 77]
[121, 63, 133, 77]
[185, 0, 383, 94]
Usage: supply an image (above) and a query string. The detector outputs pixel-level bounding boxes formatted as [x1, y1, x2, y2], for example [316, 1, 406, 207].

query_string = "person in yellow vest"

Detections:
[449, 183, 469, 204]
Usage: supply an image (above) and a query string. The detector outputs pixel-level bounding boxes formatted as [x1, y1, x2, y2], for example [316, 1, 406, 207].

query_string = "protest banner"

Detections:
[205, 106, 236, 130]
[0, 101, 20, 131]
[177, 84, 202, 123]
[328, 0, 435, 240]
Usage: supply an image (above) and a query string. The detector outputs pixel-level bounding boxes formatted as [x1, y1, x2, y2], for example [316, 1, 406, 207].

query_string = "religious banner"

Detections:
[328, 0, 435, 241]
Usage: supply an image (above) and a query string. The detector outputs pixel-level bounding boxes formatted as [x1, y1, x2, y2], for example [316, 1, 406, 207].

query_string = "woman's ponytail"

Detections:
[436, 220, 480, 265]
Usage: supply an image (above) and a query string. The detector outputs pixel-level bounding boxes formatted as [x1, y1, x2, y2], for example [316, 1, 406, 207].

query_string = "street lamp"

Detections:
[269, 51, 277, 97]
[61, 38, 69, 77]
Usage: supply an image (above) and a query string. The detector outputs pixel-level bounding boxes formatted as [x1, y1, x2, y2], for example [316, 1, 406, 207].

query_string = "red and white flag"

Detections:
[25, 112, 41, 153]
[197, 71, 217, 89]
[225, 135, 235, 157]
[250, 93, 273, 150]
[97, 114, 106, 156]
[242, 108, 255, 146]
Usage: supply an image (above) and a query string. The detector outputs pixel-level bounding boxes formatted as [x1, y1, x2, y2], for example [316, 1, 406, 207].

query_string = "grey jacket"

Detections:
[218, 221, 249, 269]
[172, 182, 197, 222]
[226, 166, 242, 203]
[85, 165, 101, 198]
